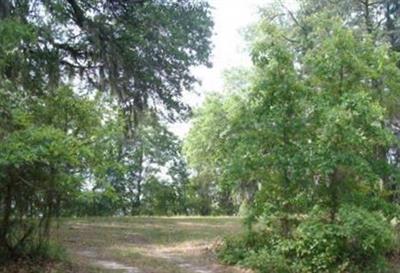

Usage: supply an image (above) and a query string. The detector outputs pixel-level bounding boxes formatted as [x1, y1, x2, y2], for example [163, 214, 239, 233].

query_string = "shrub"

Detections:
[217, 230, 273, 265]
[292, 206, 395, 273]
[218, 206, 396, 273]
[291, 217, 345, 273]
[242, 249, 292, 273]
[338, 205, 395, 272]
[0, 239, 66, 266]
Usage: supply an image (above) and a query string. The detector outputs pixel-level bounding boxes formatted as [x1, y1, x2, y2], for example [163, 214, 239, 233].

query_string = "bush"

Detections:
[0, 239, 66, 266]
[338, 206, 395, 272]
[291, 217, 345, 272]
[29, 241, 66, 262]
[292, 206, 395, 273]
[218, 206, 396, 273]
[217, 230, 274, 265]
[242, 249, 292, 273]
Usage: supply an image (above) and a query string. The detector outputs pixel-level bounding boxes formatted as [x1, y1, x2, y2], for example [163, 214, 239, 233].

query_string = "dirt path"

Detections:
[155, 252, 213, 273]
[78, 247, 216, 273]
[75, 243, 244, 273]
[79, 250, 141, 273]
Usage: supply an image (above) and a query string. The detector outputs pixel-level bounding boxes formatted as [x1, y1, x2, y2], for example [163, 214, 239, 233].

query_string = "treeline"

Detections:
[0, 0, 213, 262]
[185, 0, 400, 272]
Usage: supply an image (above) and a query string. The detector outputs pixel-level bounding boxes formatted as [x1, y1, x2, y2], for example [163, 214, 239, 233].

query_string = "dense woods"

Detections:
[1, 0, 400, 272]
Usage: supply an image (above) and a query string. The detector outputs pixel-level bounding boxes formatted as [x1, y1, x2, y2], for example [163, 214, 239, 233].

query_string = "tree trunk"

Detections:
[133, 147, 143, 214]
[0, 181, 12, 252]
[0, 0, 11, 20]
[329, 168, 341, 222]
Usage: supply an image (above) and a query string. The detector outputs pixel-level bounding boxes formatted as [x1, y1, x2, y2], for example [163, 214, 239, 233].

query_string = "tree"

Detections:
[190, 7, 400, 271]
[184, 92, 252, 215]
[298, 0, 400, 47]
[83, 108, 190, 215]
[0, 86, 100, 259]
[280, 0, 400, 202]
[1, 0, 213, 130]
[302, 17, 399, 221]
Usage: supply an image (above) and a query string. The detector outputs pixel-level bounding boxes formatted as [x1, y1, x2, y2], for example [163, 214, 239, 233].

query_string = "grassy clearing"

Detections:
[1, 217, 247, 273]
[48, 216, 248, 273]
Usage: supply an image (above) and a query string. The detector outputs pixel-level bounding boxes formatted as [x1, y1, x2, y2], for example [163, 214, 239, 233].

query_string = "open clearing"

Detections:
[53, 217, 249, 273]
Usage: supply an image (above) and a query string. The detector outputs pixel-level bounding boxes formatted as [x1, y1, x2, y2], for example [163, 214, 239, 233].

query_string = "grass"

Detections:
[45, 216, 248, 273]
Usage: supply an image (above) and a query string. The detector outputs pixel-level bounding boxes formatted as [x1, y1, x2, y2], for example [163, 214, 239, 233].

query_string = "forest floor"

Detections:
[46, 216, 251, 273]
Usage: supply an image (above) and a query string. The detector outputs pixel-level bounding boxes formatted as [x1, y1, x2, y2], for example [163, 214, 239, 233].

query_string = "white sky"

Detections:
[193, 0, 261, 93]
[171, 0, 298, 138]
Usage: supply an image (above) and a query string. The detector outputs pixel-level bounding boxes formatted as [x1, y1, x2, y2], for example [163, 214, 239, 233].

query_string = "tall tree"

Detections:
[211, 10, 400, 272]
[1, 0, 213, 130]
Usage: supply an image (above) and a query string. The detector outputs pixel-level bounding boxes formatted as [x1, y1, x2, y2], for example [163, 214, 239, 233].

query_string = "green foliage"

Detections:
[219, 206, 396, 273]
[338, 206, 395, 266]
[242, 250, 292, 273]
[30, 241, 67, 262]
[70, 187, 123, 217]
[217, 230, 273, 265]
[0, 0, 213, 265]
[88, 109, 190, 215]
[291, 206, 395, 273]
[184, 91, 258, 215]
[188, 3, 400, 272]
[1, 0, 213, 119]
[0, 85, 100, 259]
[0, 239, 66, 265]
[141, 177, 181, 215]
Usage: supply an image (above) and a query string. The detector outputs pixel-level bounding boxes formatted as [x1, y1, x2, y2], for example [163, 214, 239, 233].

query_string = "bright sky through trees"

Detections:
[172, 0, 299, 137]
